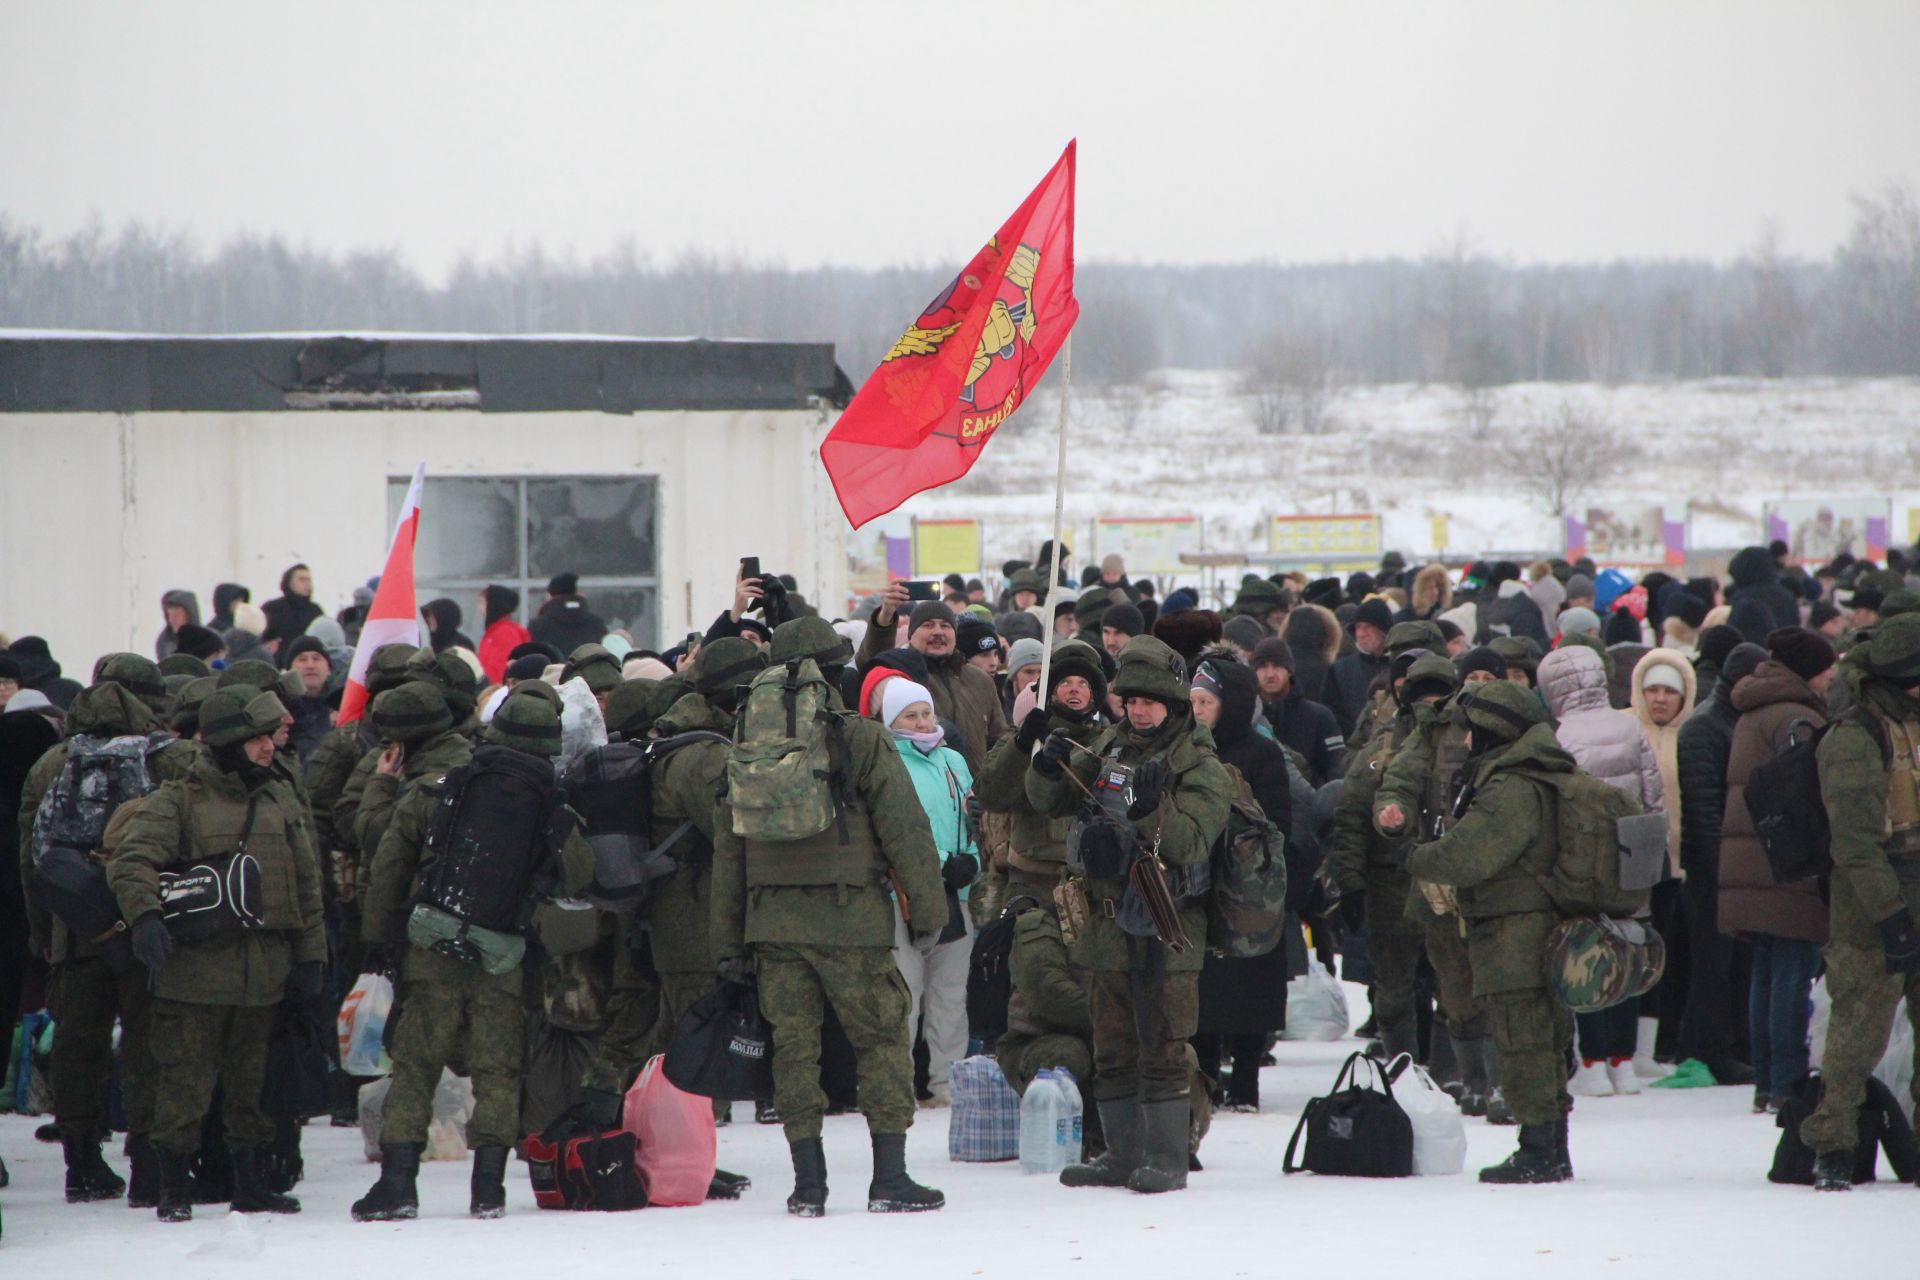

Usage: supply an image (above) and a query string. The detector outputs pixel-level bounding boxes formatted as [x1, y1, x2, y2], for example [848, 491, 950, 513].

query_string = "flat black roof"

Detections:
[0, 331, 854, 414]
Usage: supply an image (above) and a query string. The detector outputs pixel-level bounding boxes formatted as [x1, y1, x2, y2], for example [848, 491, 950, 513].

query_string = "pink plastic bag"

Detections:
[623, 1054, 716, 1206]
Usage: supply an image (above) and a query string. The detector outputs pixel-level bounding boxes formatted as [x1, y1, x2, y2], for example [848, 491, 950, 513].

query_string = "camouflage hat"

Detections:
[1386, 620, 1446, 657]
[508, 678, 563, 709]
[170, 674, 220, 735]
[1400, 653, 1460, 705]
[218, 658, 282, 692]
[199, 688, 288, 747]
[1231, 578, 1285, 615]
[1546, 915, 1667, 1014]
[366, 644, 420, 698]
[1882, 589, 1920, 619]
[484, 688, 564, 757]
[369, 680, 455, 744]
[1488, 635, 1543, 677]
[406, 646, 479, 718]
[561, 643, 623, 694]
[602, 678, 660, 740]
[1111, 635, 1190, 706]
[1075, 586, 1114, 626]
[1457, 678, 1548, 744]
[1865, 612, 1920, 683]
[94, 652, 170, 714]
[770, 616, 852, 668]
[1009, 568, 1045, 596]
[157, 652, 211, 679]
[278, 670, 307, 706]
[691, 636, 767, 697]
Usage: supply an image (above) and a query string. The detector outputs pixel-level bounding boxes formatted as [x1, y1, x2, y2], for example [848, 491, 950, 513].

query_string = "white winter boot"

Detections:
[1632, 1017, 1673, 1079]
[1606, 1059, 1642, 1095]
[1569, 1058, 1615, 1098]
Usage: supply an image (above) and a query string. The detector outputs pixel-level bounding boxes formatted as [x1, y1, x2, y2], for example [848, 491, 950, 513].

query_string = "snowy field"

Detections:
[4, 981, 1913, 1278]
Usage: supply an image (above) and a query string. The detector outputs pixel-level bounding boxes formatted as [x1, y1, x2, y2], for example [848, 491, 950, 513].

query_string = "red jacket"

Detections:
[477, 615, 532, 685]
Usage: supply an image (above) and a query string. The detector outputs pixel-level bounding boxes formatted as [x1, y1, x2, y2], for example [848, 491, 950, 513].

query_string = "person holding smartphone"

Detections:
[854, 582, 1008, 776]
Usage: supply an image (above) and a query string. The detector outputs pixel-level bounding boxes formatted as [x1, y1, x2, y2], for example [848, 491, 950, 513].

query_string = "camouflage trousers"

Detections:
[385, 946, 526, 1148]
[1800, 943, 1920, 1155]
[1087, 963, 1200, 1104]
[50, 956, 155, 1138]
[1365, 867, 1426, 1049]
[150, 999, 277, 1154]
[580, 921, 663, 1095]
[755, 943, 913, 1143]
[1487, 988, 1572, 1128]
[1423, 912, 1489, 1040]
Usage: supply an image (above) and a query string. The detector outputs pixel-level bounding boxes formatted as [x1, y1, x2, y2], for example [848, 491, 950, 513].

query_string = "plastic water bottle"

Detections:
[1019, 1070, 1068, 1174]
[1053, 1067, 1085, 1165]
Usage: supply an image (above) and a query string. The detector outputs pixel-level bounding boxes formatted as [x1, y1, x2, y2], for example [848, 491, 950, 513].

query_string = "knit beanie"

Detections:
[1564, 573, 1595, 602]
[1250, 636, 1294, 673]
[1558, 606, 1601, 638]
[1007, 637, 1046, 676]
[997, 610, 1044, 644]
[956, 615, 1000, 660]
[1222, 614, 1268, 654]
[1763, 627, 1837, 682]
[908, 600, 955, 638]
[879, 679, 935, 729]
[1720, 642, 1770, 689]
[1103, 602, 1145, 638]
[1350, 599, 1394, 635]
[1455, 646, 1509, 683]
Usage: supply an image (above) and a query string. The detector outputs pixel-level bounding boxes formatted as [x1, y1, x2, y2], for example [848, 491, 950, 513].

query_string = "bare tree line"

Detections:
[1, 182, 1915, 388]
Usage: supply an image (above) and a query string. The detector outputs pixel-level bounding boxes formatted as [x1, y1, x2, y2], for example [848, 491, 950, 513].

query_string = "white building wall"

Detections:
[0, 405, 847, 673]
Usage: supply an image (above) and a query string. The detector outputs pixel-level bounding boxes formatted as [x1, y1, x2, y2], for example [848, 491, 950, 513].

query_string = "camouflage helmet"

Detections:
[1488, 635, 1542, 680]
[603, 677, 661, 740]
[484, 688, 564, 757]
[1009, 568, 1044, 597]
[508, 678, 563, 710]
[1865, 612, 1920, 683]
[406, 646, 479, 718]
[365, 644, 420, 698]
[1546, 915, 1667, 1014]
[170, 674, 221, 736]
[1400, 653, 1460, 707]
[1881, 589, 1920, 619]
[1111, 635, 1190, 706]
[770, 616, 851, 669]
[199, 688, 288, 747]
[369, 680, 454, 744]
[1386, 620, 1446, 657]
[95, 652, 170, 714]
[1456, 678, 1548, 745]
[1075, 585, 1114, 626]
[561, 643, 623, 695]
[218, 659, 282, 692]
[157, 652, 211, 680]
[691, 637, 767, 698]
[278, 670, 307, 706]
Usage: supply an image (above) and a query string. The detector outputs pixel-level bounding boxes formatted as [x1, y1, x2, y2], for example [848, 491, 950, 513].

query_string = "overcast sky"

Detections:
[3, 0, 1915, 278]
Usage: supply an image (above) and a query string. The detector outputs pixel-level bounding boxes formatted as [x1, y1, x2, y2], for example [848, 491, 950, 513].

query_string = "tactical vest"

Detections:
[741, 798, 882, 890]
[1882, 714, 1920, 856]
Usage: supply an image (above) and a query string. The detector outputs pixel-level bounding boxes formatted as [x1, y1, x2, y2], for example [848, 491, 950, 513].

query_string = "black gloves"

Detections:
[942, 852, 981, 892]
[1033, 731, 1073, 779]
[716, 955, 756, 986]
[290, 960, 326, 1001]
[1876, 911, 1920, 976]
[1016, 707, 1050, 751]
[1127, 760, 1172, 821]
[130, 913, 172, 976]
[360, 944, 391, 977]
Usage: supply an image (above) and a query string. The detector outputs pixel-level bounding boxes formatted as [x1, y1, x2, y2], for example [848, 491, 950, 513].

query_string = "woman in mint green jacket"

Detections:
[882, 679, 979, 1103]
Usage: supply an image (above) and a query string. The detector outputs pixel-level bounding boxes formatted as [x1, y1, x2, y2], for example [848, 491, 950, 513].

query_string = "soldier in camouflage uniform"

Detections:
[352, 689, 576, 1221]
[975, 640, 1109, 887]
[1028, 635, 1231, 1195]
[17, 655, 190, 1206]
[1404, 680, 1577, 1184]
[332, 648, 479, 869]
[1373, 656, 1511, 1121]
[108, 688, 326, 1220]
[1347, 620, 1448, 749]
[710, 616, 947, 1217]
[1801, 614, 1920, 1190]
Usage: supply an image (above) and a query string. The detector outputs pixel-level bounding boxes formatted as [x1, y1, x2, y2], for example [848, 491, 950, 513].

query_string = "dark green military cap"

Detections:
[1401, 653, 1460, 705]
[200, 689, 288, 747]
[171, 674, 220, 736]
[1386, 621, 1446, 657]
[157, 652, 211, 680]
[770, 616, 852, 668]
[370, 680, 454, 744]
[561, 643, 623, 695]
[1457, 679, 1548, 744]
[692, 637, 768, 697]
[366, 644, 420, 698]
[1111, 635, 1190, 706]
[218, 659, 282, 692]
[406, 647, 479, 718]
[1865, 612, 1920, 682]
[95, 652, 170, 714]
[485, 688, 564, 756]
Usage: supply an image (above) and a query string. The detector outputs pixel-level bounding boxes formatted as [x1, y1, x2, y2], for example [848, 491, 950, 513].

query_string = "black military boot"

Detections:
[62, 1132, 126, 1202]
[786, 1137, 827, 1217]
[352, 1142, 422, 1221]
[126, 1133, 160, 1209]
[707, 1168, 752, 1200]
[1061, 1099, 1140, 1188]
[230, 1147, 302, 1213]
[155, 1146, 194, 1223]
[866, 1131, 943, 1212]
[469, 1145, 509, 1219]
[1453, 1035, 1490, 1117]
[1478, 1123, 1572, 1184]
[1126, 1099, 1191, 1194]
[1812, 1149, 1855, 1192]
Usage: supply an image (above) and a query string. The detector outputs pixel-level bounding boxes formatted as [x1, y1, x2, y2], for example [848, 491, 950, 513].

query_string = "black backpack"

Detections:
[1748, 711, 1889, 884]
[559, 732, 729, 914]
[965, 895, 1041, 1049]
[1768, 1070, 1917, 1184]
[1284, 1051, 1414, 1178]
[420, 744, 571, 934]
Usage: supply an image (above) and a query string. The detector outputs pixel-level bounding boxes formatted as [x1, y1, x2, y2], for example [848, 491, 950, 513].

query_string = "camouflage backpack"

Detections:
[1515, 767, 1654, 918]
[1545, 915, 1666, 1012]
[1205, 764, 1289, 958]
[30, 731, 174, 868]
[727, 658, 845, 842]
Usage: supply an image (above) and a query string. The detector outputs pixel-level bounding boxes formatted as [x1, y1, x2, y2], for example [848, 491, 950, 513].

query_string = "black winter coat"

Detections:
[261, 594, 323, 647]
[1322, 649, 1389, 741]
[1726, 547, 1801, 633]
[528, 597, 607, 656]
[1262, 689, 1346, 787]
[1675, 688, 1738, 887]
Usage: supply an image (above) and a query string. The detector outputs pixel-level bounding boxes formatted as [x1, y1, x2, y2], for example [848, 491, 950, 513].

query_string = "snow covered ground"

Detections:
[4, 980, 1913, 1278]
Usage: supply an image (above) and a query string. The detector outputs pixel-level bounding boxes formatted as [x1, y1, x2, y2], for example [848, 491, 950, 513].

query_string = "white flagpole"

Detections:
[1033, 334, 1073, 725]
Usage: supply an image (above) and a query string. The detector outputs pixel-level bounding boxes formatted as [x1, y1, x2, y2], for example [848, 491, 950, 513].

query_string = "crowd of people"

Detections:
[3, 535, 1920, 1235]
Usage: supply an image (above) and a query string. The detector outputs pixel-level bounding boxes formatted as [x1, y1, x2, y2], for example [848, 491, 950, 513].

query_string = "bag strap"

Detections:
[1282, 1100, 1316, 1174]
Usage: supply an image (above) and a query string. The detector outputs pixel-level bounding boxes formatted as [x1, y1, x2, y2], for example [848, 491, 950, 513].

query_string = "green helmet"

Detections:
[509, 678, 563, 709]
[1488, 635, 1542, 679]
[366, 644, 420, 698]
[1457, 679, 1548, 745]
[1400, 654, 1460, 706]
[692, 637, 767, 697]
[1881, 589, 1920, 621]
[406, 647, 479, 718]
[93, 652, 169, 715]
[1009, 568, 1044, 596]
[484, 688, 564, 756]
[218, 659, 282, 693]
[1075, 586, 1113, 627]
[561, 643, 623, 695]
[170, 674, 221, 735]
[603, 678, 661, 740]
[1111, 635, 1190, 706]
[157, 652, 211, 680]
[1865, 612, 1920, 683]
[1386, 621, 1445, 657]
[369, 680, 455, 744]
[1231, 578, 1284, 615]
[199, 688, 287, 747]
[277, 671, 306, 707]
[770, 616, 851, 668]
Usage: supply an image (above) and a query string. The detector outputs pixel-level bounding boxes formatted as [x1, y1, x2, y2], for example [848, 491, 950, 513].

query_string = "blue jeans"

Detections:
[1748, 936, 1821, 1097]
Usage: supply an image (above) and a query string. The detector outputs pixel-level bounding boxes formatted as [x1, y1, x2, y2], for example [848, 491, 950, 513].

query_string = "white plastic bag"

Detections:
[556, 677, 608, 767]
[1388, 1055, 1467, 1175]
[358, 1070, 476, 1162]
[1282, 958, 1351, 1041]
[338, 973, 394, 1077]
[1873, 999, 1914, 1125]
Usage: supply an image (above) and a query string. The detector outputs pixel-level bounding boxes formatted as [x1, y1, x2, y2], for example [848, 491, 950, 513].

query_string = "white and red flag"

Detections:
[336, 461, 425, 724]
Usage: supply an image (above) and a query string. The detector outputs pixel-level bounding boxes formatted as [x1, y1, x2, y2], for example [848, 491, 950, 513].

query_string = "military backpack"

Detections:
[29, 731, 174, 944]
[726, 658, 846, 842]
[1510, 766, 1664, 917]
[1205, 764, 1289, 958]
[561, 731, 729, 913]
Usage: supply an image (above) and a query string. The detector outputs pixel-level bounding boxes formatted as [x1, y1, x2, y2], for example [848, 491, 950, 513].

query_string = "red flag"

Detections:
[337, 462, 425, 724]
[822, 141, 1078, 528]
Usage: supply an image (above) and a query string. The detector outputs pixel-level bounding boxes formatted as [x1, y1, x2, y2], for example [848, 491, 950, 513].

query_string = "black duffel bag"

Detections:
[663, 980, 774, 1103]
[158, 851, 266, 942]
[1283, 1051, 1414, 1178]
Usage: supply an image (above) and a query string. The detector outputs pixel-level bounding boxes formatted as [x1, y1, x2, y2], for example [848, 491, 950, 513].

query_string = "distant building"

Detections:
[0, 332, 852, 666]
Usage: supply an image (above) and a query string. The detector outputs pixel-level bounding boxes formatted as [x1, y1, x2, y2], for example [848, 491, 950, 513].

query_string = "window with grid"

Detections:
[386, 475, 660, 649]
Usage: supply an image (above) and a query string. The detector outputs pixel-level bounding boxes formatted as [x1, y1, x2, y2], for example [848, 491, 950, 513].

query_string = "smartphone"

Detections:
[901, 579, 941, 602]
[740, 556, 761, 581]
